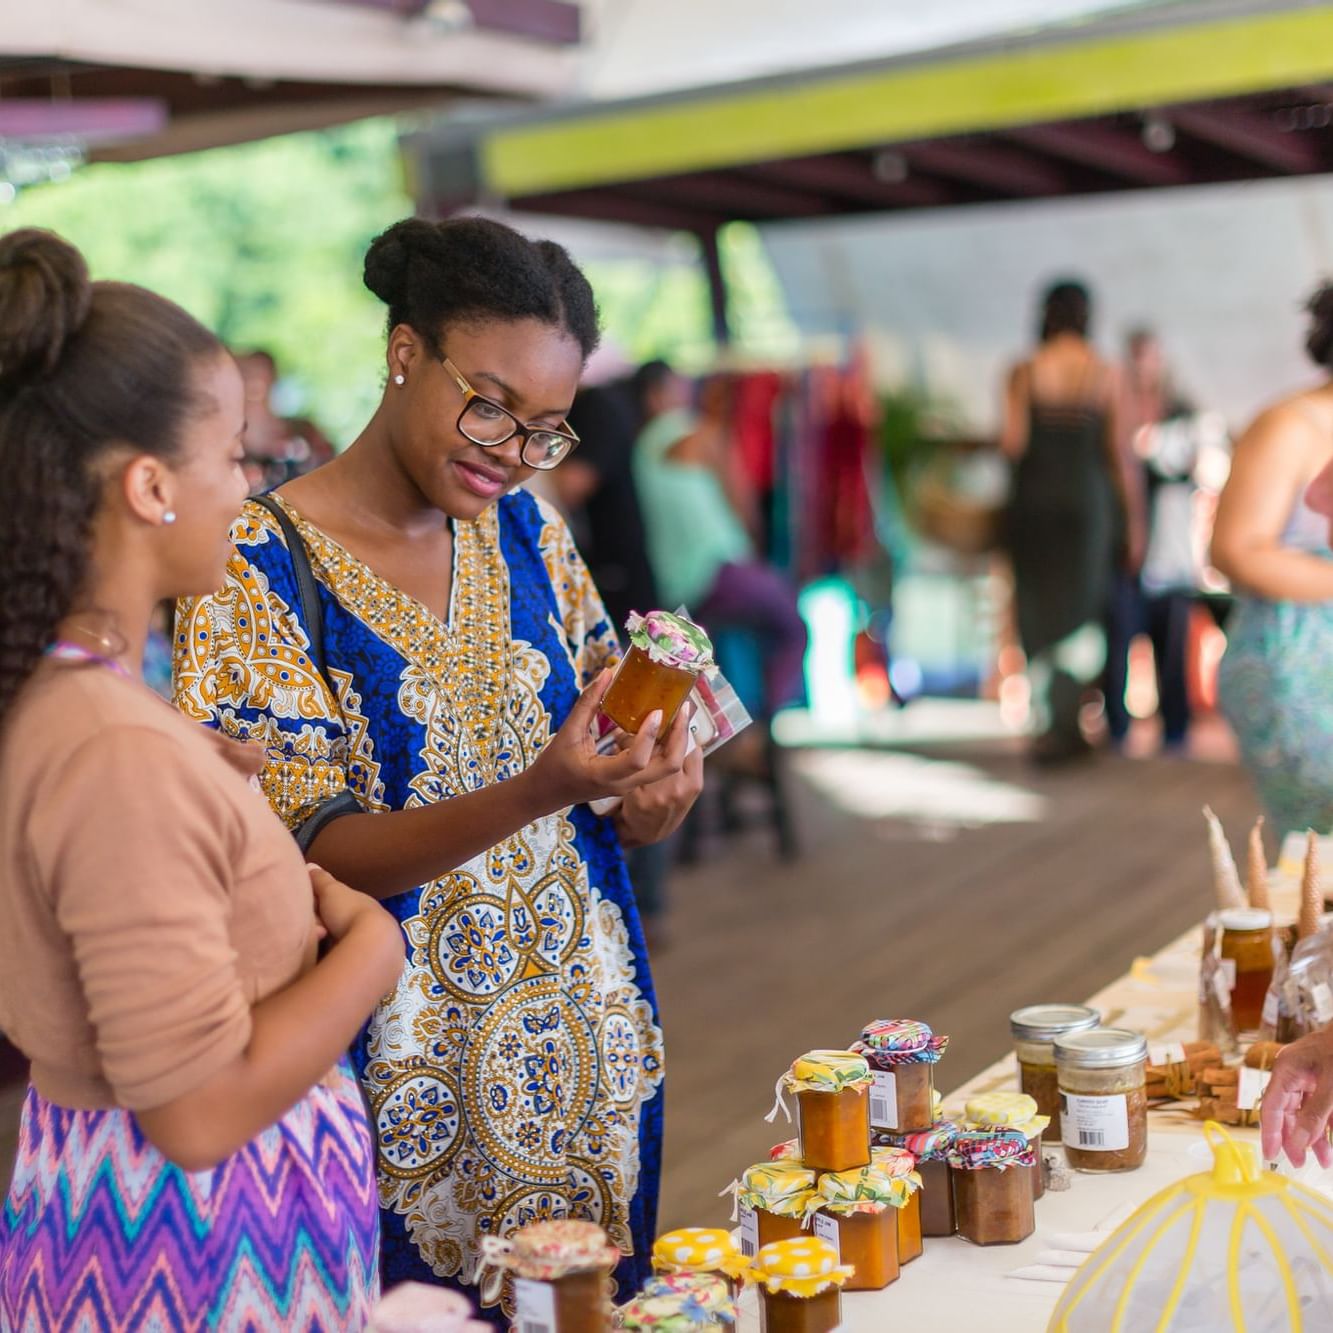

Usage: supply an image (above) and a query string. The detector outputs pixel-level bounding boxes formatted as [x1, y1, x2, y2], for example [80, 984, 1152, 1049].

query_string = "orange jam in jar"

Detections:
[600, 610, 713, 734]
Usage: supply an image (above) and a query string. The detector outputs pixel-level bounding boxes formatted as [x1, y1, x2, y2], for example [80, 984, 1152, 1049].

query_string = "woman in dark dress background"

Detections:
[1001, 280, 1141, 762]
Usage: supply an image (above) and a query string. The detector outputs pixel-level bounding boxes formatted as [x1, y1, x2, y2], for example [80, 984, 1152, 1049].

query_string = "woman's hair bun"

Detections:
[0, 228, 92, 389]
[363, 218, 441, 309]
[1304, 281, 1333, 371]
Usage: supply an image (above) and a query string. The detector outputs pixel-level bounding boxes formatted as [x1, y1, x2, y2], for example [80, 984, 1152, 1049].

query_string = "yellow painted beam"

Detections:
[482, 8, 1333, 196]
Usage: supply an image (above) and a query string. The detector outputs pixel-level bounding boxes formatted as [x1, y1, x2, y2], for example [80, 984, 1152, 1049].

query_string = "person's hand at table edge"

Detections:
[1259, 1026, 1333, 1168]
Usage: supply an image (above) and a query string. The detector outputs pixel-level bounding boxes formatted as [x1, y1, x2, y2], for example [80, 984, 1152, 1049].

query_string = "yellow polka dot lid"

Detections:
[748, 1237, 854, 1298]
[737, 1162, 819, 1218]
[965, 1091, 1050, 1142]
[652, 1228, 749, 1281]
[810, 1158, 923, 1217]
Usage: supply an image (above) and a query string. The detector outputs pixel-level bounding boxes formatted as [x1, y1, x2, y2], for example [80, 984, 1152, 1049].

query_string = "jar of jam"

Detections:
[735, 1162, 820, 1256]
[1055, 1027, 1149, 1173]
[851, 1018, 948, 1134]
[806, 1158, 916, 1290]
[1010, 1004, 1101, 1143]
[875, 1122, 960, 1237]
[748, 1237, 852, 1333]
[1217, 908, 1276, 1034]
[652, 1227, 749, 1299]
[948, 1130, 1037, 1246]
[964, 1092, 1050, 1201]
[619, 1274, 737, 1330]
[769, 1050, 872, 1173]
[478, 1219, 619, 1331]
[600, 610, 714, 734]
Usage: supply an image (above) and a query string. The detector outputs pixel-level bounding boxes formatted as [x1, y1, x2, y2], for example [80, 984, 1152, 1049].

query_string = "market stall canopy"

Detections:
[406, 1, 1333, 232]
[0, 0, 582, 164]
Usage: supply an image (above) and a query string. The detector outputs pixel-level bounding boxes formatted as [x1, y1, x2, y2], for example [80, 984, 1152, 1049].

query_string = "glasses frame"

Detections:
[440, 356, 580, 471]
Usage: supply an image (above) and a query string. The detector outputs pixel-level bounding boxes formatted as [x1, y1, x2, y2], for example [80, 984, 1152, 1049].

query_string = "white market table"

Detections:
[730, 877, 1327, 1332]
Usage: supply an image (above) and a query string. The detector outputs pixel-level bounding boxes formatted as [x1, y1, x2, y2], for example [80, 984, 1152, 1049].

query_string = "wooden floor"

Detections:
[0, 739, 1260, 1241]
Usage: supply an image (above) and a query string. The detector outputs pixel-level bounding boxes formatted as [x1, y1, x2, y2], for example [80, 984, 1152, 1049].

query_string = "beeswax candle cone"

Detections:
[1299, 829, 1323, 939]
[1246, 818, 1270, 910]
[1204, 806, 1245, 911]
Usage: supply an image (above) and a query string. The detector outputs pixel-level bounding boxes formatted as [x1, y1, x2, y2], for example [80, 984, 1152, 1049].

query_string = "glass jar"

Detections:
[812, 1207, 899, 1291]
[852, 1019, 948, 1134]
[952, 1161, 1036, 1247]
[1056, 1027, 1149, 1173]
[797, 1086, 871, 1173]
[896, 1187, 923, 1263]
[759, 1289, 842, 1333]
[482, 1219, 618, 1331]
[1010, 1004, 1101, 1143]
[519, 1270, 609, 1332]
[600, 611, 713, 734]
[917, 1157, 955, 1236]
[737, 1162, 819, 1258]
[1218, 908, 1276, 1033]
[964, 1092, 1049, 1202]
[651, 1227, 748, 1299]
[750, 1238, 849, 1333]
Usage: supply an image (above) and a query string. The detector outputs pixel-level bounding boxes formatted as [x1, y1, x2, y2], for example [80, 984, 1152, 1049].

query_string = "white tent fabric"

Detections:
[760, 173, 1333, 432]
[575, 0, 1203, 100]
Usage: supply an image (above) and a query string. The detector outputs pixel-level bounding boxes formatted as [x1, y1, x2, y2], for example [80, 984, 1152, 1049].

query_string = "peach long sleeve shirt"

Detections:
[0, 659, 318, 1111]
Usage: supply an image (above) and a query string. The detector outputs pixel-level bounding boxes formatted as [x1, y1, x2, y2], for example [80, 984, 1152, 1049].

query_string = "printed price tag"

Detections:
[1219, 958, 1237, 990]
[813, 1212, 840, 1259]
[1312, 982, 1333, 1024]
[869, 1071, 898, 1130]
[739, 1202, 759, 1258]
[1261, 990, 1280, 1029]
[1061, 1092, 1130, 1152]
[513, 1278, 556, 1333]
[1148, 1041, 1187, 1068]
[1237, 1066, 1272, 1112]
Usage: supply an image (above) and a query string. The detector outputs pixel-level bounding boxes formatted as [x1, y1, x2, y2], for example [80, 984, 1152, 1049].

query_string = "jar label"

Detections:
[1261, 990, 1280, 1029]
[1237, 1065, 1272, 1112]
[739, 1202, 759, 1257]
[1148, 1041, 1186, 1067]
[513, 1277, 557, 1333]
[1219, 957, 1237, 989]
[1061, 1092, 1129, 1151]
[869, 1070, 898, 1130]
[814, 1212, 841, 1259]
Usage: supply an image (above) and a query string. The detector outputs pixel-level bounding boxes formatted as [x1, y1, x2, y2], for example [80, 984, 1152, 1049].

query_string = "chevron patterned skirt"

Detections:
[0, 1062, 379, 1332]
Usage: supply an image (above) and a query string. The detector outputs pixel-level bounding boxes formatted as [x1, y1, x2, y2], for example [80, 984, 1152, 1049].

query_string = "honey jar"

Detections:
[1217, 908, 1276, 1034]
[768, 1050, 873, 1174]
[600, 610, 714, 734]
[948, 1130, 1037, 1246]
[851, 1018, 949, 1134]
[748, 1237, 852, 1333]
[477, 1219, 619, 1331]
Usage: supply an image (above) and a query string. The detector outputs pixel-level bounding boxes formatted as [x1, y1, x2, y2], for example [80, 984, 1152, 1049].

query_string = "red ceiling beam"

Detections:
[904, 140, 1067, 196]
[1169, 104, 1321, 174]
[1006, 122, 1190, 187]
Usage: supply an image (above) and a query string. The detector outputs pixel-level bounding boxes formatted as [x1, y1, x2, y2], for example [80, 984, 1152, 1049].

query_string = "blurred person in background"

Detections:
[1212, 283, 1333, 839]
[0, 229, 402, 1331]
[634, 362, 807, 714]
[1001, 279, 1142, 764]
[1104, 329, 1207, 754]
[551, 371, 674, 942]
[235, 348, 334, 493]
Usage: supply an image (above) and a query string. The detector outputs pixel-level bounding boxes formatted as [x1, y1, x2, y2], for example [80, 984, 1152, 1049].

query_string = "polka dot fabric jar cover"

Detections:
[748, 1238, 854, 1297]
[651, 1228, 750, 1281]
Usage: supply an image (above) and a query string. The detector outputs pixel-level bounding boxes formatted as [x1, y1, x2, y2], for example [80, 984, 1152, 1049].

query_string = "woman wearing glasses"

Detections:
[174, 218, 702, 1321]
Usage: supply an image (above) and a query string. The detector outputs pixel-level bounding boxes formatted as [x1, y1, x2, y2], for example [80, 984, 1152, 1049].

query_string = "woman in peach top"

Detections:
[0, 230, 404, 1331]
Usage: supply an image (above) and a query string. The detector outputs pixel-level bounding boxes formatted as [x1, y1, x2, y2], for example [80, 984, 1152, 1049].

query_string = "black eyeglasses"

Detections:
[441, 356, 579, 471]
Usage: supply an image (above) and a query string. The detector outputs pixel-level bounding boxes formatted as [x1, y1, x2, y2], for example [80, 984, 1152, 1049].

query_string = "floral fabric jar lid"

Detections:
[749, 1238, 854, 1298]
[652, 1228, 749, 1281]
[737, 1162, 820, 1218]
[965, 1092, 1050, 1142]
[874, 1119, 960, 1163]
[947, 1128, 1037, 1172]
[853, 1019, 949, 1067]
[811, 1158, 922, 1217]
[619, 1274, 737, 1329]
[768, 1138, 801, 1162]
[626, 611, 715, 672]
[479, 1219, 620, 1282]
[868, 1145, 923, 1185]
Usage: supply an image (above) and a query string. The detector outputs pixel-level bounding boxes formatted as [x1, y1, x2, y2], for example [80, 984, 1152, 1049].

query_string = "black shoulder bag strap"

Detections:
[250, 493, 361, 850]
[251, 492, 330, 692]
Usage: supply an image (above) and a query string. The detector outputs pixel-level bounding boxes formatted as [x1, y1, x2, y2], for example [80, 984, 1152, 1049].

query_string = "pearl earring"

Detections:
[162, 510, 177, 525]
[393, 374, 406, 386]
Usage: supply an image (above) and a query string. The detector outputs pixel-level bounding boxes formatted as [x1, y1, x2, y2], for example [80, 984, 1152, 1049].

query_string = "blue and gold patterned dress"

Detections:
[174, 490, 664, 1320]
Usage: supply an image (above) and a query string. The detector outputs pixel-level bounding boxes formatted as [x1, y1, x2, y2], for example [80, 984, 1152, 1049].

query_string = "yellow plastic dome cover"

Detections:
[1049, 1123, 1333, 1332]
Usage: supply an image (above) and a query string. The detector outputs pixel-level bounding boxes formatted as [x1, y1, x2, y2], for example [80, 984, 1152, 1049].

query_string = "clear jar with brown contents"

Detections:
[852, 1019, 948, 1134]
[1010, 1004, 1100, 1143]
[1056, 1027, 1149, 1173]
[485, 1219, 620, 1333]
[1218, 908, 1276, 1034]
[948, 1129, 1037, 1246]
[749, 1238, 850, 1333]
[600, 611, 714, 734]
[876, 1123, 958, 1237]
[797, 1086, 871, 1173]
